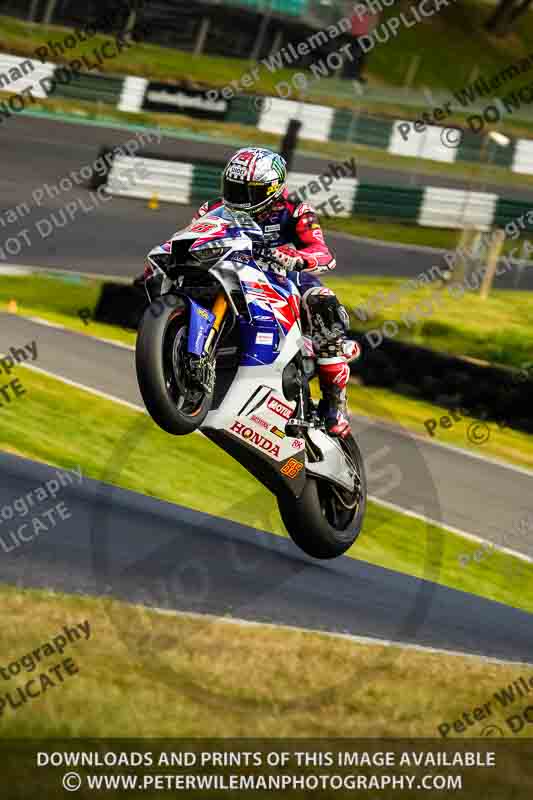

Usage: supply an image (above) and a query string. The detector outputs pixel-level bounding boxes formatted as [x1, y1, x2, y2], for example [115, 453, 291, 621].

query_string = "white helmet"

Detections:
[222, 147, 287, 216]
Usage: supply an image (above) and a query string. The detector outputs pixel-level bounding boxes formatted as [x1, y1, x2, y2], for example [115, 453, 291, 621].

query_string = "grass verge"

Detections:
[326, 217, 533, 255]
[346, 383, 533, 471]
[1, 582, 532, 740]
[325, 275, 533, 371]
[4, 7, 533, 102]
[0, 273, 136, 346]
[1, 365, 532, 615]
[3, 272, 532, 470]
[4, 264, 533, 373]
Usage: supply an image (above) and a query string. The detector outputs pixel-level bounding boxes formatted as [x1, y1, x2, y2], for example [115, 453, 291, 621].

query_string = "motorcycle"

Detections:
[135, 205, 367, 559]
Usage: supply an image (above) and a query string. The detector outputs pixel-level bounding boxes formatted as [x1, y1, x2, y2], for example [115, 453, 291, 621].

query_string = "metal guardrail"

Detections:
[105, 154, 533, 233]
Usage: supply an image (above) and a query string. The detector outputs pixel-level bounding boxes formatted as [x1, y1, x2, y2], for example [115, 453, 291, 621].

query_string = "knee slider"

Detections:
[317, 294, 346, 335]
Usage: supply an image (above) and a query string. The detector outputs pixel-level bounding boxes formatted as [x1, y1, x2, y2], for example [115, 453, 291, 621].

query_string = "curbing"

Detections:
[0, 45, 528, 176]
[104, 153, 533, 231]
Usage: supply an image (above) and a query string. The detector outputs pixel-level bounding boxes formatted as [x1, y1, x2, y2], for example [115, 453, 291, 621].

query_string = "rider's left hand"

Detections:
[271, 245, 306, 272]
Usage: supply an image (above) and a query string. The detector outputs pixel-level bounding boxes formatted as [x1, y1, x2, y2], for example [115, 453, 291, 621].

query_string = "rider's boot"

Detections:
[317, 359, 351, 438]
[316, 341, 361, 437]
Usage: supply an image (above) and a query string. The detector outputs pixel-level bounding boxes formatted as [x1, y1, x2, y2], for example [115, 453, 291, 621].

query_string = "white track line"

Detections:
[7, 255, 533, 480]
[11, 361, 533, 662]
[0, 262, 131, 283]
[12, 312, 533, 478]
[368, 494, 533, 566]
[25, 315, 135, 351]
[19, 361, 145, 413]
[14, 362, 533, 567]
[351, 409, 533, 479]
[149, 606, 533, 667]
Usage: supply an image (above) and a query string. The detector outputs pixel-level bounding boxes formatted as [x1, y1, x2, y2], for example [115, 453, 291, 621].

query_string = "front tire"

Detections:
[277, 434, 367, 559]
[135, 296, 212, 435]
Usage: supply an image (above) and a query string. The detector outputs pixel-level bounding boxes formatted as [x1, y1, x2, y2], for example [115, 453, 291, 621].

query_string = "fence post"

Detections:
[480, 228, 505, 299]
[27, 0, 40, 22]
[193, 17, 210, 57]
[42, 0, 58, 25]
[250, 5, 272, 62]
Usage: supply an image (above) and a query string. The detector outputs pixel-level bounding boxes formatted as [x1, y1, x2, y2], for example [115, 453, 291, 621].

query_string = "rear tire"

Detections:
[277, 434, 367, 559]
[135, 296, 212, 435]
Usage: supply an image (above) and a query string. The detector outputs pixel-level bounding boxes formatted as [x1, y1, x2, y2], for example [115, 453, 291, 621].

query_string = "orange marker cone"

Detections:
[148, 193, 159, 210]
[7, 299, 18, 313]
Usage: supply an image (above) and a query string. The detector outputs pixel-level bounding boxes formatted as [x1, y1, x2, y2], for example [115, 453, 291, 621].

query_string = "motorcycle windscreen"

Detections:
[187, 299, 216, 356]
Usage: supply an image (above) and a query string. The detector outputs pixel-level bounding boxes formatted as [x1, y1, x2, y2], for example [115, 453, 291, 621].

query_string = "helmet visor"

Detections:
[222, 177, 252, 209]
[223, 177, 280, 211]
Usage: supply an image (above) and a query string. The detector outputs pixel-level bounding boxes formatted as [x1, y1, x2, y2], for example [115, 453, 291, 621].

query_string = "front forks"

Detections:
[203, 292, 228, 355]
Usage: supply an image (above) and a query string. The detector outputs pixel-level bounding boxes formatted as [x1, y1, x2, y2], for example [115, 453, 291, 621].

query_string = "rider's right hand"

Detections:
[270, 245, 306, 272]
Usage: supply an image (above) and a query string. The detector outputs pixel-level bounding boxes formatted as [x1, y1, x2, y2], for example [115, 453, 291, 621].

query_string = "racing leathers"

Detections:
[193, 188, 359, 437]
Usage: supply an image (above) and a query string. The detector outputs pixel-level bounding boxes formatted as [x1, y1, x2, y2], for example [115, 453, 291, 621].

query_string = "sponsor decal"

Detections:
[235, 150, 256, 163]
[143, 83, 228, 119]
[266, 182, 280, 195]
[281, 458, 304, 479]
[227, 164, 247, 181]
[256, 332, 274, 345]
[229, 252, 251, 264]
[229, 421, 280, 458]
[190, 221, 221, 234]
[291, 439, 304, 449]
[270, 425, 285, 439]
[197, 307, 210, 319]
[250, 414, 269, 430]
[264, 224, 281, 232]
[267, 396, 293, 421]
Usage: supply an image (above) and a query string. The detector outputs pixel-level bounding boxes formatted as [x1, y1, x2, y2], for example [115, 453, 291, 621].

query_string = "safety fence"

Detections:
[105, 154, 533, 232]
[5, 49, 533, 175]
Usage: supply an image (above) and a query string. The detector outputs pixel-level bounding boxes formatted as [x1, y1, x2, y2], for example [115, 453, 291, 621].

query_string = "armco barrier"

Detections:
[54, 72, 124, 105]
[0, 53, 55, 99]
[92, 280, 533, 434]
[94, 282, 147, 329]
[102, 153, 531, 230]
[351, 331, 533, 435]
[3, 45, 533, 175]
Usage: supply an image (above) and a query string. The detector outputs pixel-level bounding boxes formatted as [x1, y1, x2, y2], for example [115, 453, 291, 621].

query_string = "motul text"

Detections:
[267, 397, 293, 421]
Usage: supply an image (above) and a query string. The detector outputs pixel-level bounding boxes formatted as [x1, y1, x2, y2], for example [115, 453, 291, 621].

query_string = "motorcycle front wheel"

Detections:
[277, 434, 367, 559]
[135, 296, 212, 435]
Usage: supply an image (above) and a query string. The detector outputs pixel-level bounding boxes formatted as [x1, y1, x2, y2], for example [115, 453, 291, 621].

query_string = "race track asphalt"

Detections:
[1, 115, 532, 288]
[2, 312, 532, 559]
[1, 449, 532, 663]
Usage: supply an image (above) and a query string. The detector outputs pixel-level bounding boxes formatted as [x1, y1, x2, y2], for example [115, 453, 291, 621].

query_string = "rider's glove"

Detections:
[271, 245, 306, 272]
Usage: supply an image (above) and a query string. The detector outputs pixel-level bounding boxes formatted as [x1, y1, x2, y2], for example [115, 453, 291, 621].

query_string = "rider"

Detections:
[192, 147, 358, 438]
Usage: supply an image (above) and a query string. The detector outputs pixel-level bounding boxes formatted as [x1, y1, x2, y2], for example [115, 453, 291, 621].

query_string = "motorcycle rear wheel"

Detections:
[135, 296, 212, 435]
[277, 434, 367, 559]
